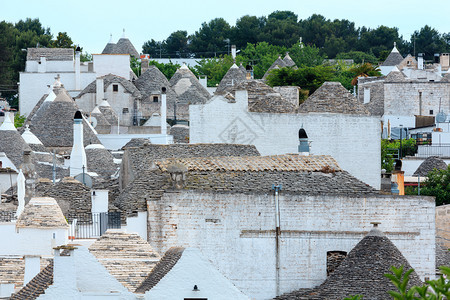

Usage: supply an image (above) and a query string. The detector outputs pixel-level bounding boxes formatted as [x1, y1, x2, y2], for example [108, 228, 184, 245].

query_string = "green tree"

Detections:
[165, 30, 189, 57]
[231, 15, 265, 48]
[288, 43, 326, 67]
[260, 11, 301, 47]
[411, 25, 448, 60]
[266, 65, 334, 95]
[239, 42, 286, 79]
[142, 39, 165, 58]
[336, 51, 378, 64]
[420, 165, 450, 206]
[189, 18, 231, 57]
[194, 54, 237, 87]
[51, 32, 75, 48]
[357, 25, 408, 59]
[14, 113, 26, 128]
[148, 60, 180, 80]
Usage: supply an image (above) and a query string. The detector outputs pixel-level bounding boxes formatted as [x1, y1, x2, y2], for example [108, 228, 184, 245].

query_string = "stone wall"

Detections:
[190, 96, 381, 189]
[147, 191, 435, 299]
[436, 204, 450, 248]
[384, 82, 450, 117]
[357, 78, 385, 116]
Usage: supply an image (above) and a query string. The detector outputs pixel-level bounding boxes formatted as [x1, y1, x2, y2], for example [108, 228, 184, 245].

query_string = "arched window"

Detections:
[298, 128, 308, 139]
[327, 251, 347, 276]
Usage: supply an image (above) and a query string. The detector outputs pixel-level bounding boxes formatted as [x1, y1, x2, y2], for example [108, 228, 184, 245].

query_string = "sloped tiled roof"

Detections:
[121, 138, 151, 149]
[414, 156, 448, 177]
[98, 100, 119, 125]
[135, 247, 185, 293]
[381, 46, 404, 66]
[10, 261, 53, 300]
[89, 230, 160, 291]
[215, 64, 247, 94]
[156, 155, 341, 173]
[102, 42, 116, 54]
[134, 66, 173, 98]
[169, 65, 211, 104]
[16, 197, 69, 229]
[436, 242, 450, 270]
[76, 74, 141, 98]
[89, 107, 111, 127]
[26, 48, 73, 61]
[0, 130, 32, 168]
[299, 82, 370, 115]
[276, 226, 422, 300]
[29, 87, 100, 148]
[263, 56, 287, 80]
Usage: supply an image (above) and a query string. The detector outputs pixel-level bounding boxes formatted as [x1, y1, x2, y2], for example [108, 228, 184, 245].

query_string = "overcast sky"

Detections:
[1, 0, 448, 54]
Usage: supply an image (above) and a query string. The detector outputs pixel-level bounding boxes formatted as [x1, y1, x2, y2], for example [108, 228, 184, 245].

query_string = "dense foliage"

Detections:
[381, 139, 417, 172]
[406, 165, 450, 206]
[142, 11, 449, 60]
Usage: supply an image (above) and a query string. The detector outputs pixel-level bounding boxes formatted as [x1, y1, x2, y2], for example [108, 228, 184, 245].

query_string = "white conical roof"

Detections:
[392, 42, 400, 53]
[230, 63, 239, 69]
[92, 106, 102, 114]
[0, 112, 16, 131]
[21, 125, 43, 145]
[180, 63, 189, 70]
[99, 99, 111, 107]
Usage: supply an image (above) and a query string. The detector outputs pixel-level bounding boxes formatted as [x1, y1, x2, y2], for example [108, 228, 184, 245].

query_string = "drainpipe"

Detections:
[272, 184, 282, 296]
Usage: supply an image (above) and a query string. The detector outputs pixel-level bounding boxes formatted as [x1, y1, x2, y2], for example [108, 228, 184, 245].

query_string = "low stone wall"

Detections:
[436, 204, 450, 248]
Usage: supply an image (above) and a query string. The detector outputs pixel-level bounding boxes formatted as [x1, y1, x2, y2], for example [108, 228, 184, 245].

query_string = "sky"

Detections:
[1, 0, 448, 54]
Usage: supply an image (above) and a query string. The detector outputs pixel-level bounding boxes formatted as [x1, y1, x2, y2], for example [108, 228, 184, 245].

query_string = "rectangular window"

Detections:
[122, 108, 129, 113]
[113, 84, 119, 92]
[153, 96, 159, 103]
[430, 110, 433, 115]
[363, 88, 371, 104]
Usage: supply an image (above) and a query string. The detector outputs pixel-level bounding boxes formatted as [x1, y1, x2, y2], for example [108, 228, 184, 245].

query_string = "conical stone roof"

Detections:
[239, 62, 247, 74]
[90, 106, 110, 127]
[110, 38, 139, 58]
[385, 68, 407, 82]
[299, 82, 370, 115]
[135, 66, 177, 103]
[276, 226, 422, 300]
[382, 45, 404, 66]
[283, 52, 297, 67]
[29, 87, 100, 148]
[0, 128, 32, 168]
[98, 100, 119, 126]
[169, 65, 211, 105]
[263, 56, 287, 80]
[85, 144, 117, 178]
[215, 64, 247, 95]
[414, 156, 448, 177]
[102, 35, 116, 54]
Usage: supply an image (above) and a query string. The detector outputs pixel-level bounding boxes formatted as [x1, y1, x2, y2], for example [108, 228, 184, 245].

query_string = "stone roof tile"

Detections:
[10, 260, 53, 300]
[76, 74, 141, 99]
[215, 64, 247, 94]
[299, 82, 370, 115]
[16, 197, 68, 229]
[414, 156, 448, 177]
[26, 48, 73, 61]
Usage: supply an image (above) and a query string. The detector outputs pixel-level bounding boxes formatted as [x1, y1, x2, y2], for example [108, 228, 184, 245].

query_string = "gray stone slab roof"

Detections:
[110, 38, 139, 57]
[16, 197, 69, 229]
[414, 156, 448, 176]
[283, 53, 297, 67]
[382, 50, 404, 66]
[10, 261, 53, 300]
[29, 87, 100, 148]
[0, 130, 32, 168]
[436, 242, 450, 270]
[276, 227, 422, 300]
[76, 74, 141, 99]
[85, 145, 117, 178]
[215, 64, 247, 94]
[385, 69, 407, 82]
[89, 230, 160, 291]
[169, 66, 211, 105]
[263, 56, 287, 80]
[26, 48, 73, 61]
[101, 42, 116, 54]
[169, 125, 189, 144]
[219, 79, 296, 113]
[135, 247, 185, 293]
[98, 103, 119, 125]
[299, 82, 370, 115]
[134, 66, 172, 97]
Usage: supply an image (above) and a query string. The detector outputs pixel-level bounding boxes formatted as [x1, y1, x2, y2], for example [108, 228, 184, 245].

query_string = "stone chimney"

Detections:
[231, 45, 237, 59]
[418, 53, 424, 70]
[69, 111, 87, 177]
[38, 57, 47, 73]
[20, 150, 37, 204]
[298, 128, 310, 155]
[23, 255, 41, 285]
[75, 47, 81, 90]
[141, 59, 149, 73]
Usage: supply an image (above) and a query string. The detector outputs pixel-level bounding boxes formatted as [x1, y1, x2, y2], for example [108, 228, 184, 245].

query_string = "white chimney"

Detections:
[53, 248, 77, 291]
[160, 87, 167, 135]
[16, 170, 25, 217]
[38, 57, 46, 73]
[75, 49, 81, 90]
[198, 75, 207, 89]
[91, 190, 108, 214]
[231, 45, 237, 59]
[95, 77, 104, 106]
[69, 111, 87, 177]
[418, 53, 424, 70]
[23, 255, 41, 285]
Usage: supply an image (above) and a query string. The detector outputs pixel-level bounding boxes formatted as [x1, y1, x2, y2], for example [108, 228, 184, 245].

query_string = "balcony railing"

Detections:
[67, 212, 121, 239]
[416, 144, 450, 158]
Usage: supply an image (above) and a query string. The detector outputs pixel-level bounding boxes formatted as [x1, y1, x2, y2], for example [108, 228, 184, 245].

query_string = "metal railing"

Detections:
[416, 144, 450, 157]
[67, 212, 121, 239]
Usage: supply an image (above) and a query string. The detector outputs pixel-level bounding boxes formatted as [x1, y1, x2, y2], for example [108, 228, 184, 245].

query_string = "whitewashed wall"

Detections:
[148, 191, 435, 300]
[122, 211, 148, 240]
[19, 72, 96, 116]
[92, 55, 131, 80]
[145, 248, 249, 300]
[190, 94, 381, 189]
[0, 224, 68, 256]
[39, 246, 134, 299]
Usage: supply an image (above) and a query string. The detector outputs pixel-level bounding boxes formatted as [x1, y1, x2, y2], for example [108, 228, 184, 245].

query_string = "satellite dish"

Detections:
[436, 112, 447, 123]
[74, 173, 93, 188]
[90, 116, 98, 128]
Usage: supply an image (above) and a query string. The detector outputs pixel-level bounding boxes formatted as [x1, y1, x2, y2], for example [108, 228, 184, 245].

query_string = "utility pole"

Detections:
[272, 184, 282, 297]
